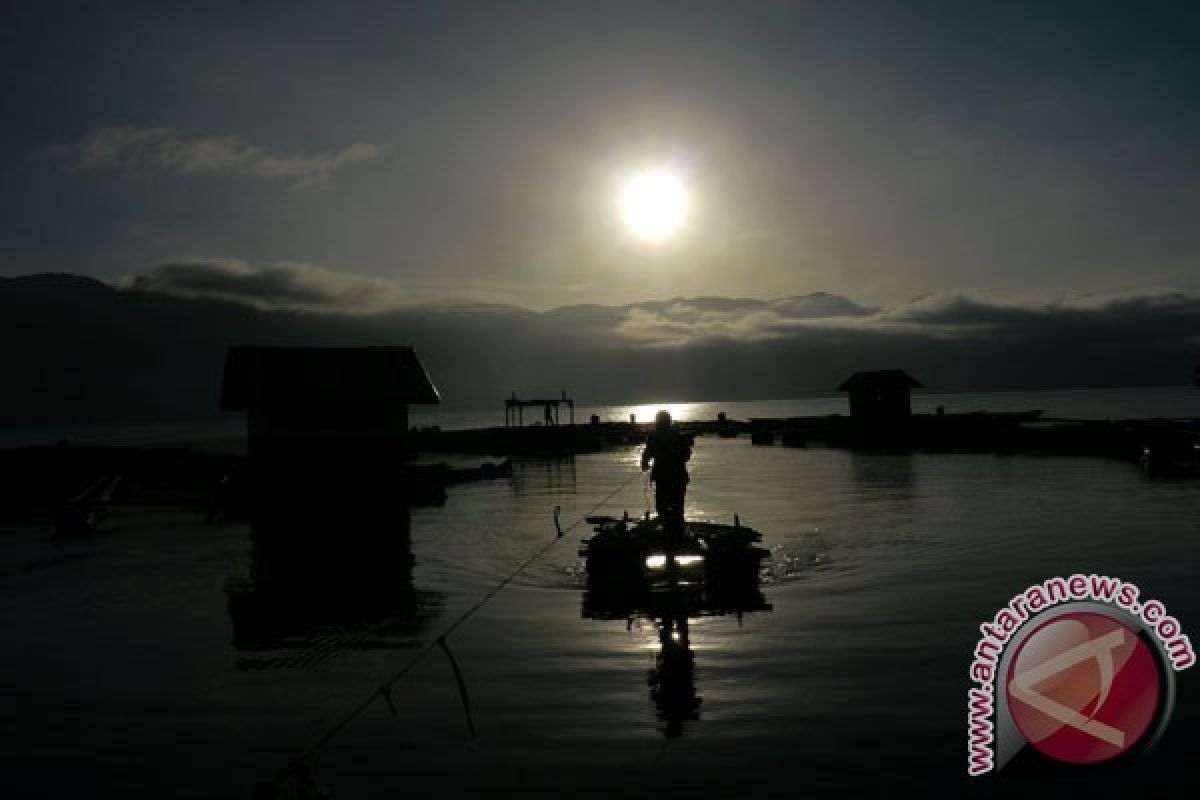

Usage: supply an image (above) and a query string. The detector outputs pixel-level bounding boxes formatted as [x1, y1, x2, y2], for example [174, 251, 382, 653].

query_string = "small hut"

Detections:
[836, 370, 923, 421]
[220, 346, 440, 480]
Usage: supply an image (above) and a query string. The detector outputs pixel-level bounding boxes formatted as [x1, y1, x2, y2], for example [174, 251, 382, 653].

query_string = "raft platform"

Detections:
[580, 513, 771, 618]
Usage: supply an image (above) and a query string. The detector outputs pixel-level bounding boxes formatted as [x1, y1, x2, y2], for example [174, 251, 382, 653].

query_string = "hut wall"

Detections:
[847, 385, 912, 420]
[246, 404, 413, 482]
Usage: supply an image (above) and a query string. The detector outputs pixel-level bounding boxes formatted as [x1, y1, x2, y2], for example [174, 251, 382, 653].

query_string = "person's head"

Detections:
[655, 410, 672, 430]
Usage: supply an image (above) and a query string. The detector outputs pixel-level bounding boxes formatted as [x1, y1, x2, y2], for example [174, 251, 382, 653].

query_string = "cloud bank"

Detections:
[614, 290, 1200, 346]
[127, 259, 1200, 354]
[128, 259, 428, 313]
[615, 295, 878, 345]
[3, 272, 1197, 424]
[62, 125, 382, 184]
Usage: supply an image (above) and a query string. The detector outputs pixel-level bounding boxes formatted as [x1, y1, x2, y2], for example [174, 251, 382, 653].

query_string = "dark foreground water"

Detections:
[2, 437, 1199, 797]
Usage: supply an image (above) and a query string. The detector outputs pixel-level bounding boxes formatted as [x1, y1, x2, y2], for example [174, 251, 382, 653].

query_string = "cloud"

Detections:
[614, 294, 878, 345]
[128, 259, 426, 313]
[612, 289, 1200, 346]
[61, 125, 383, 185]
[125, 260, 1200, 357]
[879, 289, 1200, 330]
[5, 273, 1199, 425]
[768, 293, 878, 319]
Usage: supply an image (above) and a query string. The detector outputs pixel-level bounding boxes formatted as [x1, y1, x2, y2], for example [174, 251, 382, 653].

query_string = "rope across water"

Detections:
[264, 467, 646, 793]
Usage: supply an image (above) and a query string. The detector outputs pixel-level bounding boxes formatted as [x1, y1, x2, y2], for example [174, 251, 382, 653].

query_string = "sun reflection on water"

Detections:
[621, 402, 705, 424]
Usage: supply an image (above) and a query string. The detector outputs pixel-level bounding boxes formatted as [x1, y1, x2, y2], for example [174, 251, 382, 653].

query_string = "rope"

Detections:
[265, 468, 644, 794]
[437, 636, 476, 737]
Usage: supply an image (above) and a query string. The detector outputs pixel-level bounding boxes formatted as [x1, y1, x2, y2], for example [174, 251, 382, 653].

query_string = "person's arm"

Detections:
[641, 435, 656, 471]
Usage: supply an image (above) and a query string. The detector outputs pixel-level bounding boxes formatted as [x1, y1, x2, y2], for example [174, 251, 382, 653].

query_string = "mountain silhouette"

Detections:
[1, 273, 1196, 425]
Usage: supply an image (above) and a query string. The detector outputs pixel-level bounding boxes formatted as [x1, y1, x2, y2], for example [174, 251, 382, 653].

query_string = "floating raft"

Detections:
[580, 513, 770, 615]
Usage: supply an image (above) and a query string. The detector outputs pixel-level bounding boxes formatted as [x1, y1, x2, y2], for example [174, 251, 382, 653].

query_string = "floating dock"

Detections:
[410, 412, 1200, 475]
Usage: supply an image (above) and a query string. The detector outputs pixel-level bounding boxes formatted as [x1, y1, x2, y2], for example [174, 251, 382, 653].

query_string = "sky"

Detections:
[2, 1, 1199, 311]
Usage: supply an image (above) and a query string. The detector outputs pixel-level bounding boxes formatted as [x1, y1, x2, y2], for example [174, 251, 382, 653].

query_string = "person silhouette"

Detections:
[641, 410, 691, 522]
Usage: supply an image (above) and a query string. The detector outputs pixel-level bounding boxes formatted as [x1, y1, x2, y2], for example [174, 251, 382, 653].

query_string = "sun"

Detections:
[619, 169, 689, 241]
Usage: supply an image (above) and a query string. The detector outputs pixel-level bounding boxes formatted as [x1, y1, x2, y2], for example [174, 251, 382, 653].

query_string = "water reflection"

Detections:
[849, 450, 916, 492]
[226, 496, 441, 669]
[581, 519, 771, 738]
[510, 456, 577, 495]
[648, 612, 699, 738]
[620, 402, 703, 425]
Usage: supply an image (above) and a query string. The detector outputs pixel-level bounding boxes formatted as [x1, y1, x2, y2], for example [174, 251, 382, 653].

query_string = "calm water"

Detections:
[2, 385, 1196, 449]
[2, 435, 1199, 797]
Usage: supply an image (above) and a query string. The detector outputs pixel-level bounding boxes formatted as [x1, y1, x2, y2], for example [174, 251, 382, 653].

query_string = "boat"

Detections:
[579, 512, 773, 738]
[580, 512, 770, 613]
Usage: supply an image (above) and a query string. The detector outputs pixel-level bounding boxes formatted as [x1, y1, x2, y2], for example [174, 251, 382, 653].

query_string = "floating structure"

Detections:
[407, 410, 1200, 476]
[750, 423, 775, 446]
[580, 513, 770, 612]
[1136, 424, 1200, 476]
[0, 441, 514, 525]
[0, 444, 246, 523]
[220, 346, 440, 488]
[580, 513, 773, 739]
[412, 417, 610, 458]
[715, 411, 739, 438]
[504, 390, 576, 427]
[837, 369, 923, 420]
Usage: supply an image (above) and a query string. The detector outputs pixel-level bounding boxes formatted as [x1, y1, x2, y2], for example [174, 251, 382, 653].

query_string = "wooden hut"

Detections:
[220, 347, 439, 482]
[836, 370, 923, 421]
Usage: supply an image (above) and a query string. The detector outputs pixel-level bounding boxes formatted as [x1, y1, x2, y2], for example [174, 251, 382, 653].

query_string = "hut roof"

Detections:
[836, 369, 923, 391]
[220, 346, 440, 410]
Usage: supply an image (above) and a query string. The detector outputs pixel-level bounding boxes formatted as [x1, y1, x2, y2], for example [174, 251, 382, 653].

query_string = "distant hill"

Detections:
[0, 273, 1195, 425]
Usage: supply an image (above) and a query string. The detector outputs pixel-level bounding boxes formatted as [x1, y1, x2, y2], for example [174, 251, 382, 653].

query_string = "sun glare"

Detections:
[619, 169, 688, 241]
